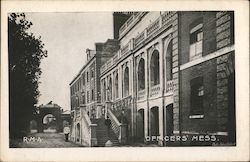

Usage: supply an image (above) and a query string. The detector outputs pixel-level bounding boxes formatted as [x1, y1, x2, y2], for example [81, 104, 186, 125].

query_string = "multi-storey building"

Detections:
[69, 39, 120, 144]
[100, 12, 176, 145]
[100, 11, 235, 146]
[70, 11, 235, 146]
[178, 11, 235, 145]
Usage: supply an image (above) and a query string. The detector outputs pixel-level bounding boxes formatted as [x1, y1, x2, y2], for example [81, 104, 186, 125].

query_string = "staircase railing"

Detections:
[80, 108, 97, 146]
[106, 103, 127, 144]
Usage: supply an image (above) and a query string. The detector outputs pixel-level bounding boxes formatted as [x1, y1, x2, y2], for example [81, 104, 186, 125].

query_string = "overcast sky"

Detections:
[25, 12, 113, 112]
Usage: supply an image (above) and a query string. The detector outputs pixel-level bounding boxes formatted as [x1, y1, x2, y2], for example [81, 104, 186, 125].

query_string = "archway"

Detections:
[136, 109, 145, 142]
[123, 67, 129, 97]
[43, 114, 57, 133]
[103, 80, 106, 101]
[150, 50, 160, 86]
[138, 58, 145, 91]
[165, 104, 173, 136]
[76, 123, 80, 142]
[150, 107, 159, 136]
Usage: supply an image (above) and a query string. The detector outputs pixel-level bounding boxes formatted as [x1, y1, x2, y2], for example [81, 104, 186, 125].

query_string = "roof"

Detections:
[39, 101, 61, 109]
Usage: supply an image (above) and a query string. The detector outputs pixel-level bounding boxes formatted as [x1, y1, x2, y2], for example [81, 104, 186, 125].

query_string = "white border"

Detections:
[1, 1, 249, 162]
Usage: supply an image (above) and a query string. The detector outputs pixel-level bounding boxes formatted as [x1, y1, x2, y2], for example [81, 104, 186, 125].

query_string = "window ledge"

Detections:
[189, 115, 204, 119]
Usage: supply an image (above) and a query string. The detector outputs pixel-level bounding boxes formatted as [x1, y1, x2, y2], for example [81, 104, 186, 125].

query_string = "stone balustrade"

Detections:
[150, 84, 161, 97]
[113, 53, 119, 63]
[146, 18, 160, 37]
[101, 11, 175, 75]
[121, 43, 130, 55]
[106, 102, 128, 144]
[166, 80, 174, 93]
[106, 58, 113, 67]
[137, 89, 146, 100]
[161, 11, 175, 27]
[134, 31, 145, 47]
[119, 12, 145, 38]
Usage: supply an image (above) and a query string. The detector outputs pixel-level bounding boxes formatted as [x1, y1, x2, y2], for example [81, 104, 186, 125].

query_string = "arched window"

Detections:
[103, 80, 106, 101]
[115, 73, 119, 98]
[91, 89, 94, 101]
[108, 78, 112, 101]
[123, 67, 129, 97]
[166, 40, 173, 81]
[150, 50, 160, 86]
[138, 58, 145, 90]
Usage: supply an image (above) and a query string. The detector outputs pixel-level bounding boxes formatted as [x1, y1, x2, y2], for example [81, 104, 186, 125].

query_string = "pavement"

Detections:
[10, 132, 83, 148]
[10, 131, 160, 148]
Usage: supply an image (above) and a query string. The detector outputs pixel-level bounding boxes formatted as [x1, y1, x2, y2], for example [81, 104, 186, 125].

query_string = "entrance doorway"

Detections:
[150, 107, 159, 136]
[165, 104, 174, 136]
[136, 109, 145, 142]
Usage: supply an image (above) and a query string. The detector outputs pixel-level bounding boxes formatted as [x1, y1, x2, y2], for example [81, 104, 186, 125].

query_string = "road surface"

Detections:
[10, 132, 83, 148]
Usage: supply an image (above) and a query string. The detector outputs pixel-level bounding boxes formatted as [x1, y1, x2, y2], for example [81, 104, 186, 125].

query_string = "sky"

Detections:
[25, 12, 113, 112]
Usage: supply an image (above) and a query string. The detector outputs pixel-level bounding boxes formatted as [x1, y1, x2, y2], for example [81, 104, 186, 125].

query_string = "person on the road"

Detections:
[63, 125, 70, 142]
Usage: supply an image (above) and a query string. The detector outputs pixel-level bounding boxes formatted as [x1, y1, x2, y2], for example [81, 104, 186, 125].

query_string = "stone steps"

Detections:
[93, 118, 119, 146]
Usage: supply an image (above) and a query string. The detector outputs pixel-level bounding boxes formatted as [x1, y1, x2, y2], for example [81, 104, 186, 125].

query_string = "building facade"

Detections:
[69, 39, 120, 144]
[70, 11, 235, 146]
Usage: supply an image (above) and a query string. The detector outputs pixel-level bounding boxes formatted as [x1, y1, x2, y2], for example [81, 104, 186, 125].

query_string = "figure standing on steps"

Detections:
[105, 116, 111, 138]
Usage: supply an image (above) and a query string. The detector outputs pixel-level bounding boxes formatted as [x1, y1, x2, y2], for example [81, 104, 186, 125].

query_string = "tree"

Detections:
[8, 13, 47, 138]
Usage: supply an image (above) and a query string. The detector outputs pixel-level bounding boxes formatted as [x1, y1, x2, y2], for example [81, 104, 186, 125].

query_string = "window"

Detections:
[190, 23, 203, 60]
[87, 91, 89, 103]
[86, 71, 89, 82]
[115, 74, 119, 98]
[79, 79, 81, 90]
[123, 67, 129, 97]
[150, 50, 160, 86]
[190, 77, 204, 115]
[91, 69, 94, 78]
[138, 58, 145, 91]
[103, 80, 106, 101]
[108, 78, 112, 101]
[91, 89, 94, 101]
[166, 40, 173, 81]
[82, 73, 85, 86]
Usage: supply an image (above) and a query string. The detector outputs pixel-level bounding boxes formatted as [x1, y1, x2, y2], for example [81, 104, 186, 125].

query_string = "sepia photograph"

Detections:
[1, 0, 249, 162]
[8, 11, 236, 148]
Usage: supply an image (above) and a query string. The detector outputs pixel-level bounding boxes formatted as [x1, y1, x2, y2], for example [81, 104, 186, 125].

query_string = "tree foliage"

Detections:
[8, 13, 47, 138]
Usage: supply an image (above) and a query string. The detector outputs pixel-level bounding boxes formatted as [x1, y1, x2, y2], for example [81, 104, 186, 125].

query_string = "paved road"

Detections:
[10, 132, 83, 148]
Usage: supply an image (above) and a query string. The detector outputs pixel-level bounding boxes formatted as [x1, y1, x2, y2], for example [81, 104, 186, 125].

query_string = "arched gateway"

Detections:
[31, 101, 70, 133]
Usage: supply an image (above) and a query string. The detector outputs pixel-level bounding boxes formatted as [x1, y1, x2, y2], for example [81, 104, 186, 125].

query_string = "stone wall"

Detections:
[216, 11, 235, 136]
[172, 12, 179, 134]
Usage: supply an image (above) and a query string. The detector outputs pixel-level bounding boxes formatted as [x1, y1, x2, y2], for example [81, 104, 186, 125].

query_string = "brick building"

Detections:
[69, 39, 120, 144]
[69, 11, 235, 146]
[177, 11, 235, 145]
